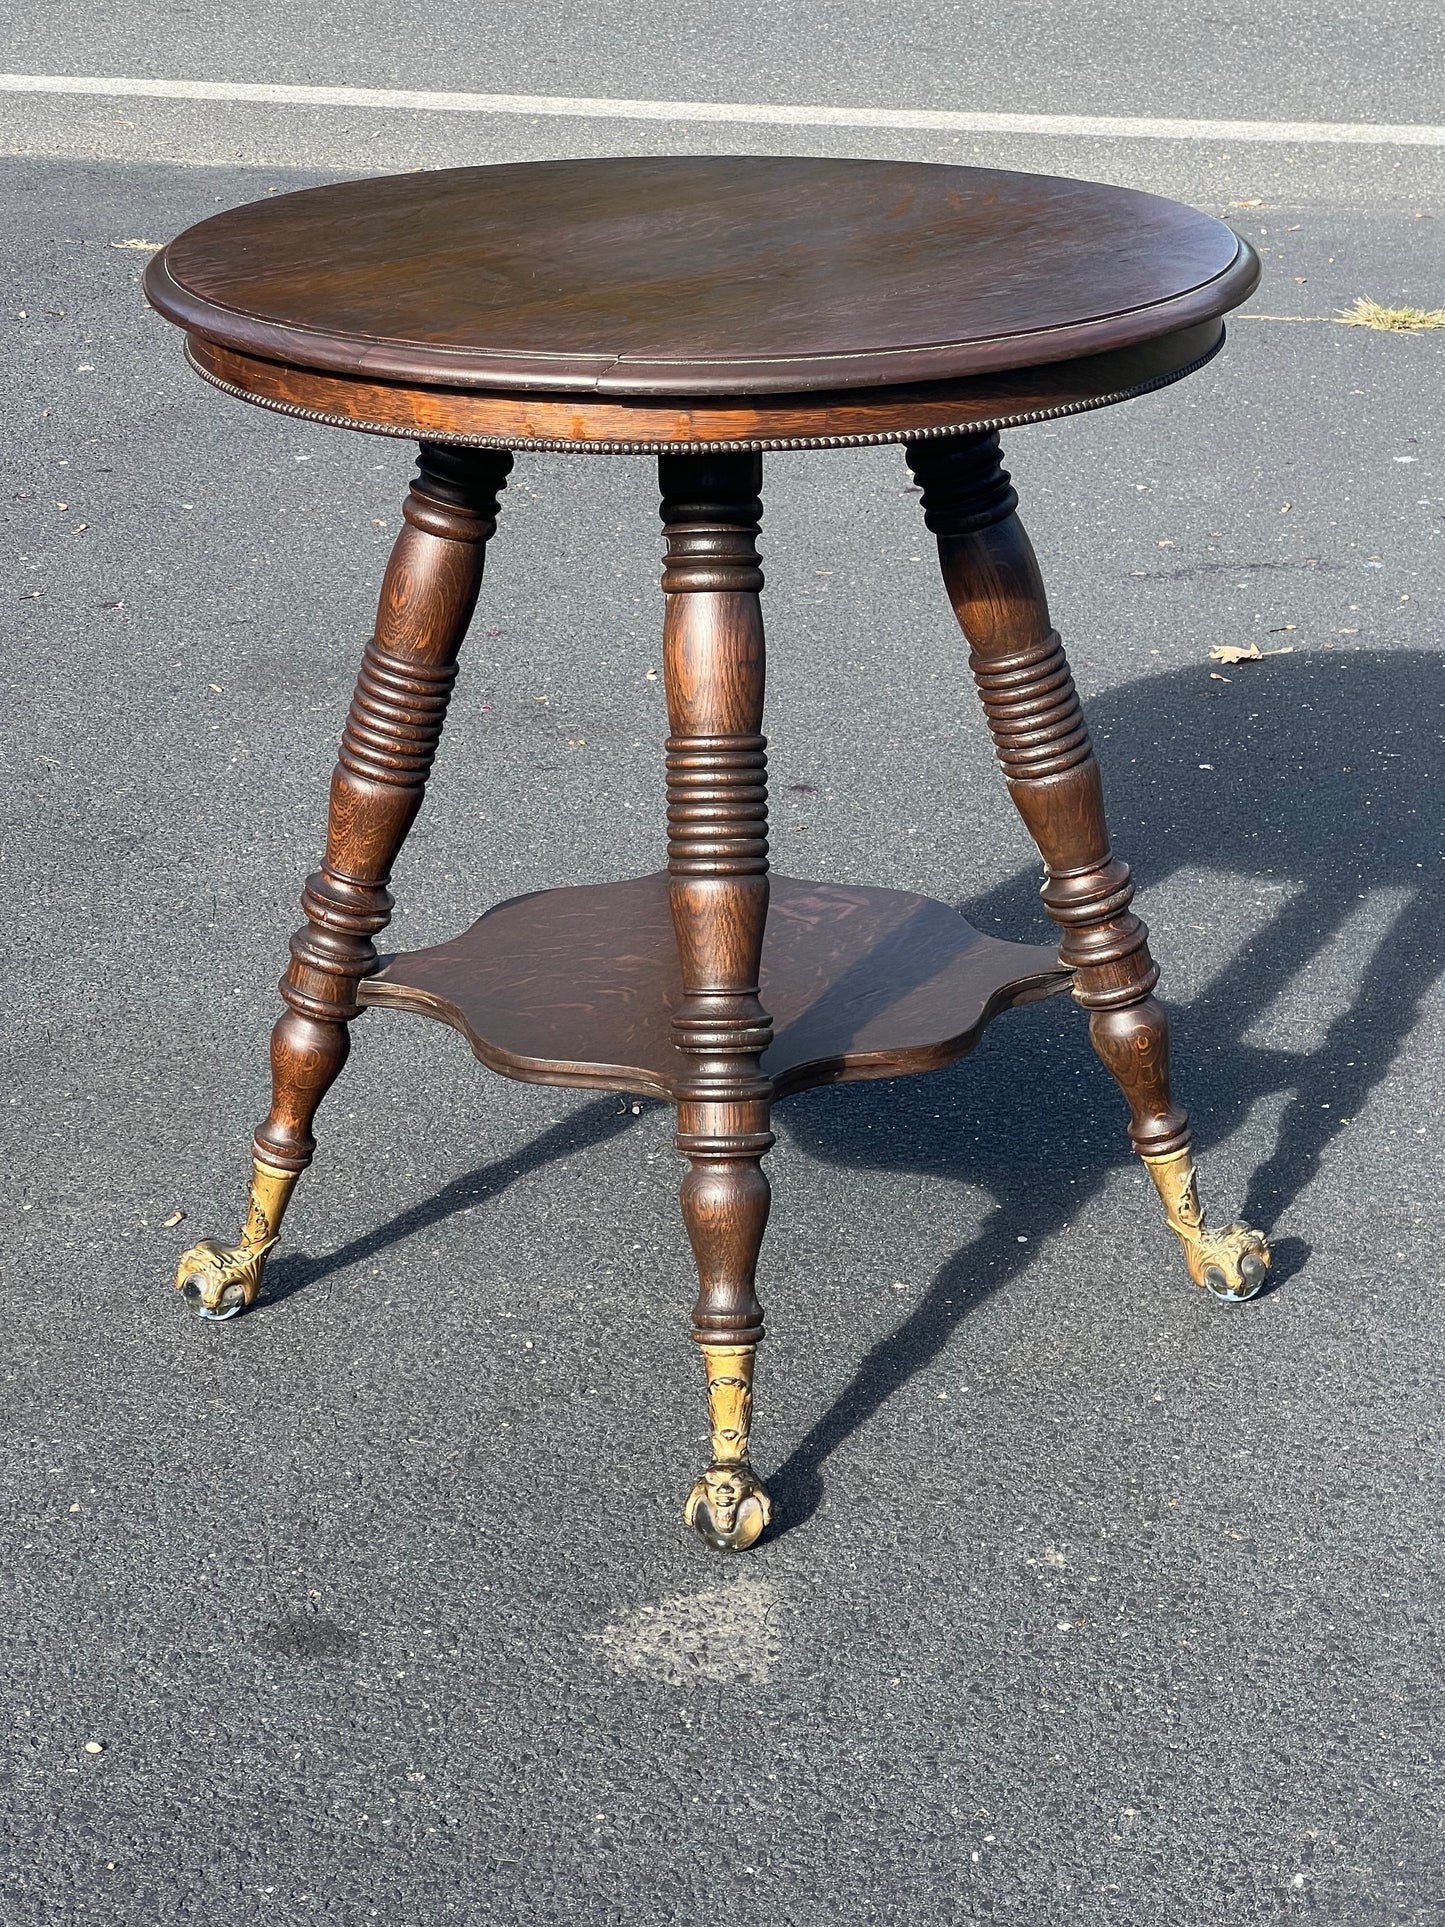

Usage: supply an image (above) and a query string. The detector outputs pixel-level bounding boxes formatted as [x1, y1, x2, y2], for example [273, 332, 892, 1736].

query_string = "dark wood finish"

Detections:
[358, 876, 1069, 1095]
[907, 430, 1191, 1162]
[658, 452, 774, 1351]
[146, 158, 1258, 397]
[251, 444, 511, 1174]
[183, 319, 1226, 454]
[155, 156, 1272, 1511]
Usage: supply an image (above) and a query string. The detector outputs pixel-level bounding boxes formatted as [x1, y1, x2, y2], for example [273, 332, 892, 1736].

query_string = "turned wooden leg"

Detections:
[176, 444, 513, 1317]
[659, 451, 776, 1546]
[907, 432, 1270, 1302]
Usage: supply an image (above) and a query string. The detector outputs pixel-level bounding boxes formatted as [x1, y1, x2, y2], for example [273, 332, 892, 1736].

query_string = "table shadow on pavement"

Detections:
[261, 646, 1441, 1536]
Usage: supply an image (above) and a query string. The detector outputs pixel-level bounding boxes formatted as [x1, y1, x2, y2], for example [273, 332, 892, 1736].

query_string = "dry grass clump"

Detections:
[1336, 296, 1445, 332]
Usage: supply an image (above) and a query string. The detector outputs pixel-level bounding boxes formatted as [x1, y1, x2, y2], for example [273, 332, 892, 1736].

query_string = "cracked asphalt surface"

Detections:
[2, 23, 1443, 1927]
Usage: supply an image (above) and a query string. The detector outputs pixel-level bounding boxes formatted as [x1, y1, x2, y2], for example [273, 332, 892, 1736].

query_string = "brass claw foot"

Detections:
[684, 1461, 773, 1552]
[175, 1158, 299, 1320]
[176, 1238, 272, 1319]
[684, 1342, 773, 1551]
[1142, 1149, 1271, 1303]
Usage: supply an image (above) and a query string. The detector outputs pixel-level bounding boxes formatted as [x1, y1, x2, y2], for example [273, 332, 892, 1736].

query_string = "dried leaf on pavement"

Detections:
[1210, 643, 1297, 664]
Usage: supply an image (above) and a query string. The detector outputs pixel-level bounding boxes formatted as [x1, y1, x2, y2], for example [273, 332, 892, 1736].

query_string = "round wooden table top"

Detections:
[146, 157, 1259, 453]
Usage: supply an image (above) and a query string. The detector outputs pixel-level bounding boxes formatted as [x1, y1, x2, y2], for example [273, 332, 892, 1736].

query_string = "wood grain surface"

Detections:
[183, 319, 1226, 453]
[356, 872, 1071, 1099]
[656, 450, 777, 1349]
[253, 445, 511, 1173]
[908, 428, 1192, 1160]
[146, 157, 1257, 397]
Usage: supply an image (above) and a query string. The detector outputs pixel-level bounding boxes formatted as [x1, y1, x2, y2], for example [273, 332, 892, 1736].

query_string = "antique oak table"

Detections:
[148, 157, 1271, 1551]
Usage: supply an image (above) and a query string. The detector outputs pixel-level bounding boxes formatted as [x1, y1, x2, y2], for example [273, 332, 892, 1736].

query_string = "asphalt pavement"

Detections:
[2, 18, 1443, 1927]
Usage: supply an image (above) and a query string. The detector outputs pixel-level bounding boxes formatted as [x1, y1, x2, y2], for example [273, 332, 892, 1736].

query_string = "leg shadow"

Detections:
[260, 1092, 642, 1308]
[772, 647, 1444, 1527]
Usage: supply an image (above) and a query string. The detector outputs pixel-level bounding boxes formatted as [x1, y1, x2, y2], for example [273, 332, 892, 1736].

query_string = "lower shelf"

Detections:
[359, 871, 1072, 1100]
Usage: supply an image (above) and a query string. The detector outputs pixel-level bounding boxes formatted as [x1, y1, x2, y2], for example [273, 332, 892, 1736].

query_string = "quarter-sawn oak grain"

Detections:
[146, 158, 1257, 396]
[182, 320, 1227, 454]
[357, 873, 1070, 1097]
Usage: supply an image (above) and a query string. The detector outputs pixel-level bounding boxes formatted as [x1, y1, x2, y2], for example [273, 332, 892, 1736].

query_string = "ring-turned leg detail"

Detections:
[684, 1342, 773, 1551]
[908, 430, 1270, 1297]
[659, 451, 777, 1547]
[178, 444, 512, 1316]
[175, 1157, 299, 1319]
[1141, 1149, 1271, 1301]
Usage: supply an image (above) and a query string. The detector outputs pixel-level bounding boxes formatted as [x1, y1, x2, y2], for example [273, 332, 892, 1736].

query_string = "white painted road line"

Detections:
[3, 73, 1445, 147]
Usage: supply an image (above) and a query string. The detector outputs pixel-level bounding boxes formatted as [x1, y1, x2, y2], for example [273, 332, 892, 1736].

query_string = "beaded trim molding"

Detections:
[184, 334, 1224, 456]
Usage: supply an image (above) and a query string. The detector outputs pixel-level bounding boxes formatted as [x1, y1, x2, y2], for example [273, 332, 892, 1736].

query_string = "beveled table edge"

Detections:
[183, 322, 1227, 455]
[146, 231, 1258, 397]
